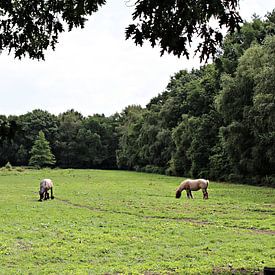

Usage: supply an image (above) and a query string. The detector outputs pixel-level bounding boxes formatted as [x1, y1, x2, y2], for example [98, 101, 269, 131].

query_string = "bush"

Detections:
[228, 173, 243, 183]
[134, 166, 142, 172]
[15, 167, 25, 173]
[5, 162, 12, 171]
[165, 167, 175, 176]
[261, 176, 275, 187]
[144, 165, 165, 174]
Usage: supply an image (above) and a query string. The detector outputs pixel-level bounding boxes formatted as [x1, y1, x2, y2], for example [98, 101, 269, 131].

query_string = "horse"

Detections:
[39, 179, 54, 202]
[176, 179, 209, 199]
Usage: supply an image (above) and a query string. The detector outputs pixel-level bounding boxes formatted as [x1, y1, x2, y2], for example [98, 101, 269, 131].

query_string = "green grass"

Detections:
[0, 168, 274, 274]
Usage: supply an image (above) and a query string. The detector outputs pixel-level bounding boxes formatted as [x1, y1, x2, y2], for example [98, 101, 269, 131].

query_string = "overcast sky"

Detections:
[1, 0, 274, 117]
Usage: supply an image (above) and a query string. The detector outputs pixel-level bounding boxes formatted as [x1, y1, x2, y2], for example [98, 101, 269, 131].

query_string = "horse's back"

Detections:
[198, 179, 208, 189]
[188, 179, 208, 190]
[40, 179, 53, 189]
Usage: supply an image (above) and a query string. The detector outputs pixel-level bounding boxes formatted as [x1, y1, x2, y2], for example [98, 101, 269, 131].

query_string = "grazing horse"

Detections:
[176, 179, 209, 199]
[39, 179, 54, 202]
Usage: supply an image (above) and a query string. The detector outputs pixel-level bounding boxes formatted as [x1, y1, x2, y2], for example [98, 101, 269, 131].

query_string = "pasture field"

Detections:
[0, 169, 274, 274]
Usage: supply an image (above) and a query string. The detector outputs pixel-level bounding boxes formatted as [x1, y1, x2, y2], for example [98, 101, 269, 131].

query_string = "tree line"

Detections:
[0, 110, 119, 169]
[1, 12, 274, 186]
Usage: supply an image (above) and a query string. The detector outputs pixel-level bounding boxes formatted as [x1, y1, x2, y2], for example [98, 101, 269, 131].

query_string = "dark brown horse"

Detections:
[176, 179, 209, 199]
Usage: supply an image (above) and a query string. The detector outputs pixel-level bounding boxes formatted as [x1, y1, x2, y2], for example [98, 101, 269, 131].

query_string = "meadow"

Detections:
[0, 168, 274, 274]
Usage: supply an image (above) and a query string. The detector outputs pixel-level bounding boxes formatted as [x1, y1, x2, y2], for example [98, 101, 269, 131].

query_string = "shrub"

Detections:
[144, 165, 165, 174]
[5, 162, 12, 171]
[165, 167, 175, 176]
[261, 176, 275, 187]
[15, 167, 25, 173]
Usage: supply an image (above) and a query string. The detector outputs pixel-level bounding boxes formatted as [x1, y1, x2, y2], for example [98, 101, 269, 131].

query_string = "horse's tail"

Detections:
[206, 180, 209, 188]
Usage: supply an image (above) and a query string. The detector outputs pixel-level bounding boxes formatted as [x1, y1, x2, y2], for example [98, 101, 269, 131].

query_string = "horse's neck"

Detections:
[179, 182, 187, 191]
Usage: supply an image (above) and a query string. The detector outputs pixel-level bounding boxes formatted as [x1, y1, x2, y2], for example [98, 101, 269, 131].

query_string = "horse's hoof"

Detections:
[51, 196, 54, 199]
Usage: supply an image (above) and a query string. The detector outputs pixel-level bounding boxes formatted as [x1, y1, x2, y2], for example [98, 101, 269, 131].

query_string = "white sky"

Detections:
[0, 0, 274, 117]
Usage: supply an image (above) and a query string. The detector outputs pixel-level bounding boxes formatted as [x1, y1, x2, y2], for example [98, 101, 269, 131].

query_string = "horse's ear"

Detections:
[176, 190, 182, 198]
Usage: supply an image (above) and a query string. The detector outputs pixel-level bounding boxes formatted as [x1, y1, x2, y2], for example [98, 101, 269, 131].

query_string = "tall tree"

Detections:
[29, 131, 56, 168]
[214, 36, 275, 182]
[116, 105, 144, 169]
[0, 115, 20, 166]
[217, 10, 275, 75]
[74, 114, 118, 168]
[18, 109, 59, 157]
[55, 109, 83, 168]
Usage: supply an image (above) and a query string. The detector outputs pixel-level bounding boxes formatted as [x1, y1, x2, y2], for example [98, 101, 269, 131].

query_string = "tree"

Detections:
[0, 116, 20, 166]
[0, 0, 242, 61]
[116, 105, 144, 169]
[18, 109, 59, 156]
[0, 115, 18, 144]
[126, 0, 242, 62]
[217, 10, 275, 74]
[80, 115, 118, 168]
[72, 114, 118, 168]
[55, 109, 83, 167]
[29, 131, 56, 168]
[138, 111, 174, 169]
[16, 144, 28, 165]
[214, 36, 275, 182]
[0, 0, 106, 60]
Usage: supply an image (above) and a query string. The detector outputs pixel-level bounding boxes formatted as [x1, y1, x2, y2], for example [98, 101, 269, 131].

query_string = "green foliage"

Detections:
[0, 169, 274, 273]
[53, 110, 118, 169]
[54, 109, 83, 168]
[218, 11, 275, 74]
[0, 0, 106, 60]
[0, 0, 241, 61]
[80, 115, 118, 168]
[116, 105, 145, 169]
[0, 116, 19, 166]
[126, 0, 242, 61]
[15, 109, 59, 164]
[0, 116, 18, 143]
[29, 131, 56, 168]
[214, 35, 275, 181]
[16, 145, 28, 165]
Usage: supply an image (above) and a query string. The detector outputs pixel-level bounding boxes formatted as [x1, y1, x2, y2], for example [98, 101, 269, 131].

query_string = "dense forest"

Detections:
[1, 12, 274, 186]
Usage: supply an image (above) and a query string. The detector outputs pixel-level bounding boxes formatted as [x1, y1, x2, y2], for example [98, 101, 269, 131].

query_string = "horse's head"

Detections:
[175, 189, 182, 198]
[39, 185, 47, 199]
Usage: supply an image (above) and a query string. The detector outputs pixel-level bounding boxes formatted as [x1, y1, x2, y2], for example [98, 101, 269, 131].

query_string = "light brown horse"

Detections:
[39, 179, 54, 202]
[176, 179, 209, 199]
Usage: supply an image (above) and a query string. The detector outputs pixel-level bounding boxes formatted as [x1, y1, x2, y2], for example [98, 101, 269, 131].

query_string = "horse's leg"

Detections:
[44, 191, 48, 200]
[39, 192, 43, 202]
[187, 189, 192, 199]
[50, 187, 54, 199]
[202, 189, 208, 199]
